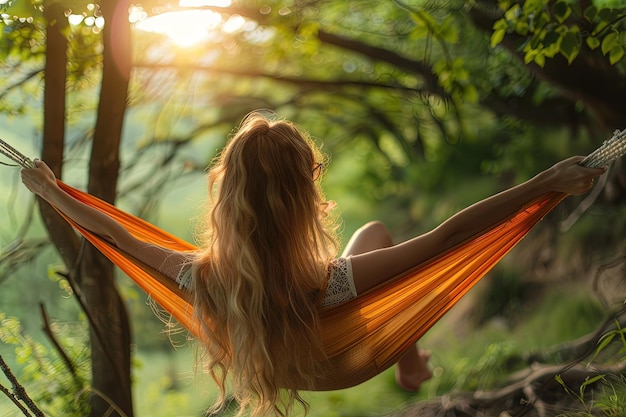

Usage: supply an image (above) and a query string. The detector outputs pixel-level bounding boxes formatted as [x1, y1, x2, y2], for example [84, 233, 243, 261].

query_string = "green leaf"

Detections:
[410, 10, 437, 28]
[601, 31, 618, 55]
[580, 374, 604, 396]
[609, 45, 625, 65]
[598, 8, 619, 23]
[504, 4, 521, 22]
[529, 34, 542, 49]
[498, 0, 512, 11]
[553, 1, 571, 24]
[543, 30, 561, 47]
[596, 332, 616, 353]
[586, 36, 600, 50]
[440, 20, 459, 43]
[493, 18, 509, 31]
[534, 53, 545, 67]
[583, 5, 597, 22]
[410, 25, 430, 40]
[514, 20, 529, 35]
[560, 29, 581, 64]
[594, 19, 608, 35]
[553, 23, 567, 35]
[587, 374, 605, 385]
[524, 49, 536, 64]
[534, 11, 551, 30]
[491, 28, 506, 48]
[463, 84, 479, 103]
[522, 0, 543, 14]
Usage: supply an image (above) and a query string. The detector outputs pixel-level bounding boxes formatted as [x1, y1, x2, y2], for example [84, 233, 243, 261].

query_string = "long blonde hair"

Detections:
[192, 113, 338, 417]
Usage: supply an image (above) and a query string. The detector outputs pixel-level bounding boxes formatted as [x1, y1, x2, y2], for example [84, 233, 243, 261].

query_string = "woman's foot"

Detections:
[395, 350, 433, 392]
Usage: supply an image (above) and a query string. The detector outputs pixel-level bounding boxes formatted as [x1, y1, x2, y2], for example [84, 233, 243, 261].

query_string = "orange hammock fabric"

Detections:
[56, 180, 566, 391]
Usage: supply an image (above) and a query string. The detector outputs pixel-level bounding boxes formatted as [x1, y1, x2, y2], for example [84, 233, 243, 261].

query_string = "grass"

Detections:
[126, 283, 610, 417]
[133, 348, 214, 417]
[0, 237, 614, 417]
[131, 348, 409, 417]
[0, 278, 613, 417]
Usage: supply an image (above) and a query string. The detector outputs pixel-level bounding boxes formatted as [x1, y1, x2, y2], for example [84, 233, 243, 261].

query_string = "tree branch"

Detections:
[141, 2, 446, 97]
[0, 68, 43, 101]
[39, 302, 77, 376]
[315, 30, 445, 95]
[0, 382, 32, 417]
[132, 62, 422, 92]
[0, 354, 44, 417]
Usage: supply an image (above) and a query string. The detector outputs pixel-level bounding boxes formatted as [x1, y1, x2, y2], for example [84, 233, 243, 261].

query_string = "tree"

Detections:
[3, 0, 132, 415]
[81, 0, 133, 414]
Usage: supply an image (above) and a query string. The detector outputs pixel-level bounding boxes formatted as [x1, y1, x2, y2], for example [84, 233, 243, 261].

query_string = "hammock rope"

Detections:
[2, 130, 625, 391]
[581, 129, 626, 168]
[0, 139, 35, 169]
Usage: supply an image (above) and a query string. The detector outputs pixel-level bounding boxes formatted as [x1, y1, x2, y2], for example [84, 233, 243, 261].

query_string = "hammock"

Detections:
[2, 130, 625, 391]
[57, 183, 565, 391]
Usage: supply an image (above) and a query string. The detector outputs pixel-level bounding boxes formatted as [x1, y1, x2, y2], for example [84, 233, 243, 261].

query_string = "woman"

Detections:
[21, 113, 605, 417]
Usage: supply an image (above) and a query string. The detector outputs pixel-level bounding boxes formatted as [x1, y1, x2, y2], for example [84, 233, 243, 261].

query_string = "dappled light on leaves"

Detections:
[66, 3, 105, 34]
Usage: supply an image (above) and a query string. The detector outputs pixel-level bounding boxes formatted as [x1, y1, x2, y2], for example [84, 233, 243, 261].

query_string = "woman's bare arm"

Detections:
[21, 160, 188, 281]
[350, 156, 606, 294]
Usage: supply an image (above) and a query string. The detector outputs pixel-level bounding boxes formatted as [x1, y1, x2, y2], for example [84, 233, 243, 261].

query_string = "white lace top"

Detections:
[175, 257, 357, 308]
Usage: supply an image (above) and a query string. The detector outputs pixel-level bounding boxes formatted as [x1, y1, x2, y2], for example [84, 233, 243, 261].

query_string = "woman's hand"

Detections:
[539, 156, 606, 195]
[20, 159, 58, 198]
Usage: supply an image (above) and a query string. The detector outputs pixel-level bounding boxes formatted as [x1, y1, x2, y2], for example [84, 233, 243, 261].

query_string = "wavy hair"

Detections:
[192, 113, 338, 417]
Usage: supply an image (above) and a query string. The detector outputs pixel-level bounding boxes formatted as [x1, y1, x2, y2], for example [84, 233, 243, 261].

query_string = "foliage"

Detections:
[595, 378, 626, 417]
[593, 320, 626, 364]
[554, 318, 626, 416]
[491, 0, 626, 67]
[0, 15, 45, 115]
[0, 0, 103, 114]
[4, 0, 624, 204]
[0, 313, 91, 416]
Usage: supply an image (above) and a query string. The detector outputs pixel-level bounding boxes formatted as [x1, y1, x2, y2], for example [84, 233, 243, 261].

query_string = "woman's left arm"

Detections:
[21, 159, 188, 281]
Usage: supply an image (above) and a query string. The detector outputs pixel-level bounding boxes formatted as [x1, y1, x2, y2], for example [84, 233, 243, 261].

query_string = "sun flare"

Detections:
[132, 0, 232, 47]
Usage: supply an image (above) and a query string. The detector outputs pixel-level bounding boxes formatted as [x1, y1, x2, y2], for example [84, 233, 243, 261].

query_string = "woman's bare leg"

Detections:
[343, 221, 432, 392]
[396, 348, 433, 392]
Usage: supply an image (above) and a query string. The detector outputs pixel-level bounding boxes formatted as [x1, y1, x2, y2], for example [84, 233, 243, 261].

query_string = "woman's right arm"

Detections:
[349, 156, 606, 294]
[21, 159, 188, 281]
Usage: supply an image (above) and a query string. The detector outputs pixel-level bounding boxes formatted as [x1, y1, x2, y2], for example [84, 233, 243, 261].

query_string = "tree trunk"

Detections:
[41, 0, 80, 268]
[84, 0, 133, 415]
[44, 1, 134, 415]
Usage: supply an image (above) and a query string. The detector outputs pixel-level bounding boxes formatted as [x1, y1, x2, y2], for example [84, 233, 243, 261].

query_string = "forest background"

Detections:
[0, 0, 625, 416]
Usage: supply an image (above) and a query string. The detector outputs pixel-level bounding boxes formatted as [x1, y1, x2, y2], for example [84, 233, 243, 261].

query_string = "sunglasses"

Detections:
[312, 162, 323, 181]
